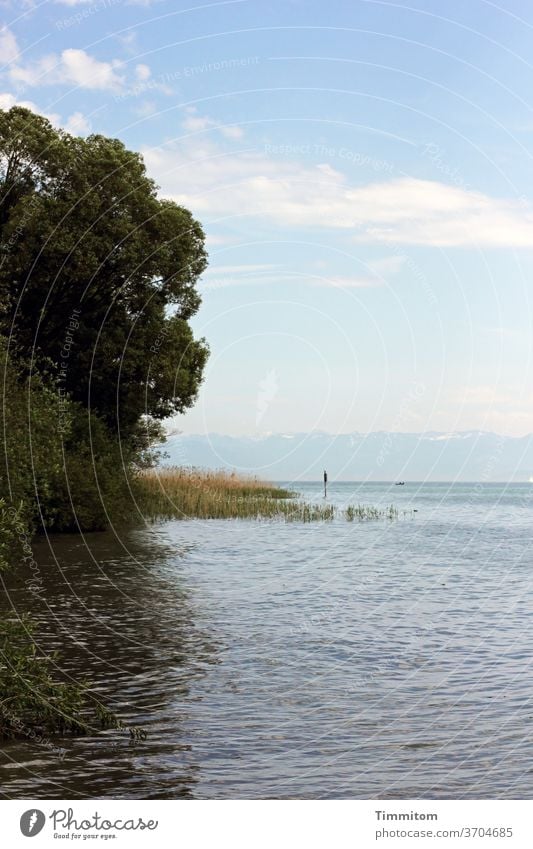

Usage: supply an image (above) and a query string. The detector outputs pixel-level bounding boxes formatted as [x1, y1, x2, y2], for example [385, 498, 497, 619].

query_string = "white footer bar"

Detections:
[1, 799, 532, 848]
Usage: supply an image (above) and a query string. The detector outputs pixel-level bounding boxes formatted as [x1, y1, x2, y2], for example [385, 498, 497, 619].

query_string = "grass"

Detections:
[138, 467, 298, 520]
[344, 504, 399, 521]
[0, 507, 143, 742]
[138, 468, 409, 524]
[0, 616, 133, 740]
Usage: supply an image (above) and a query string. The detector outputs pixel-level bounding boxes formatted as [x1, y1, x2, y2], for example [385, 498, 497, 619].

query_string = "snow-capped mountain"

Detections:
[161, 430, 533, 481]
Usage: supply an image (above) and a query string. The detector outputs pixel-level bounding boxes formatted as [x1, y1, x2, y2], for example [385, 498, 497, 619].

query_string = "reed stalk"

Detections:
[139, 469, 408, 523]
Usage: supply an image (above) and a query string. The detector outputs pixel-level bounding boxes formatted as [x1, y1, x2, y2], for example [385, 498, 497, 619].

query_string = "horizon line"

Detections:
[166, 429, 533, 439]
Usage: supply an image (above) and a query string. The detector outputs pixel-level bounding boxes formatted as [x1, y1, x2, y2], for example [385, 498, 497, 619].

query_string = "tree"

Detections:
[0, 106, 209, 437]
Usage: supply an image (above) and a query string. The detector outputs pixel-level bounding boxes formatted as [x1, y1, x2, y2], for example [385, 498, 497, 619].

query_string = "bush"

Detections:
[0, 337, 141, 533]
[40, 405, 140, 532]
[0, 340, 130, 738]
[0, 617, 88, 737]
[0, 499, 25, 572]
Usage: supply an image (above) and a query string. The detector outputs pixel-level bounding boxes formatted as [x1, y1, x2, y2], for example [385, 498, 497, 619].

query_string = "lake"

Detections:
[1, 481, 533, 799]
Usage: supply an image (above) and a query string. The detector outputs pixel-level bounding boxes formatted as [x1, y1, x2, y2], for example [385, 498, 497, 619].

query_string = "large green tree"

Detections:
[0, 106, 208, 437]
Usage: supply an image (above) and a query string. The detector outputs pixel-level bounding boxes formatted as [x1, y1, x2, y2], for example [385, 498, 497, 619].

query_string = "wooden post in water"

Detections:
[323, 469, 328, 498]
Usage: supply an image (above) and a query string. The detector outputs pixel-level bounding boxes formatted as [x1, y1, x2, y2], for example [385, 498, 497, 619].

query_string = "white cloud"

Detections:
[115, 31, 138, 53]
[9, 48, 126, 92]
[0, 90, 36, 110]
[204, 233, 235, 247]
[349, 180, 533, 247]
[441, 384, 533, 435]
[133, 99, 157, 117]
[200, 260, 399, 290]
[220, 125, 244, 140]
[319, 275, 383, 289]
[0, 91, 59, 123]
[181, 107, 244, 141]
[0, 91, 92, 137]
[201, 263, 280, 290]
[135, 63, 150, 81]
[64, 110, 91, 135]
[205, 263, 281, 275]
[53, 0, 156, 4]
[182, 112, 212, 132]
[142, 140, 533, 249]
[367, 255, 407, 276]
[456, 386, 511, 405]
[0, 25, 19, 64]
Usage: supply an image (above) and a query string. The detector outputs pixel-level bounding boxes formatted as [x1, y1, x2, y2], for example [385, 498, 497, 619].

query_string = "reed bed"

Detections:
[138, 467, 296, 521]
[138, 468, 408, 524]
[144, 466, 294, 498]
[344, 504, 399, 521]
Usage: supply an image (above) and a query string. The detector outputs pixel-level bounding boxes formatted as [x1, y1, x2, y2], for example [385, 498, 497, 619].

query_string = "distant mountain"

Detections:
[161, 430, 533, 482]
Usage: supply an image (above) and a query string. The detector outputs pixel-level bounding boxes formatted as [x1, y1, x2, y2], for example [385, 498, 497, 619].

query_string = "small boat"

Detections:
[395, 481, 405, 486]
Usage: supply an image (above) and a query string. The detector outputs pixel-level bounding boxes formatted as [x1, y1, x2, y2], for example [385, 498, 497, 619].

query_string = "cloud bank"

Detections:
[143, 140, 533, 248]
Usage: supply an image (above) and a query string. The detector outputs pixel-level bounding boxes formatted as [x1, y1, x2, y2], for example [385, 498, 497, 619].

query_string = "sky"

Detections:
[2, 0, 533, 437]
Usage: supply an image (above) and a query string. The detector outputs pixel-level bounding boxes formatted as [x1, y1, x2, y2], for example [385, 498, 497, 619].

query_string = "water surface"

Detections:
[1, 482, 533, 799]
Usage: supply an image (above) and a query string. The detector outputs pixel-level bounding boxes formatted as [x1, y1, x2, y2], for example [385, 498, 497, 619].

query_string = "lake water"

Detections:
[1, 482, 533, 799]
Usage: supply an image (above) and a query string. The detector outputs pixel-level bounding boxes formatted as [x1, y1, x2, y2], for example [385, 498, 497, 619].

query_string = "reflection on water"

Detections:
[0, 527, 217, 799]
[1, 482, 533, 799]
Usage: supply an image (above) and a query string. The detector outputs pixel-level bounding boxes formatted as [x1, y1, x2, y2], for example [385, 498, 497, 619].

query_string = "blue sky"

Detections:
[3, 0, 533, 436]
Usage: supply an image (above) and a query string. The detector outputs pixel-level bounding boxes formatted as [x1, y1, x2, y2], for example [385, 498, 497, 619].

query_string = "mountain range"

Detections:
[161, 431, 533, 482]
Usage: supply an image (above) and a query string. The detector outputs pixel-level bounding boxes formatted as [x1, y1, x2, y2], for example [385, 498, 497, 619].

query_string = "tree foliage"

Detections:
[0, 106, 209, 436]
[0, 336, 140, 533]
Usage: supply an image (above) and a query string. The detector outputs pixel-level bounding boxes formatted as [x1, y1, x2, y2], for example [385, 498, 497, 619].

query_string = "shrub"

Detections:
[0, 337, 141, 533]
